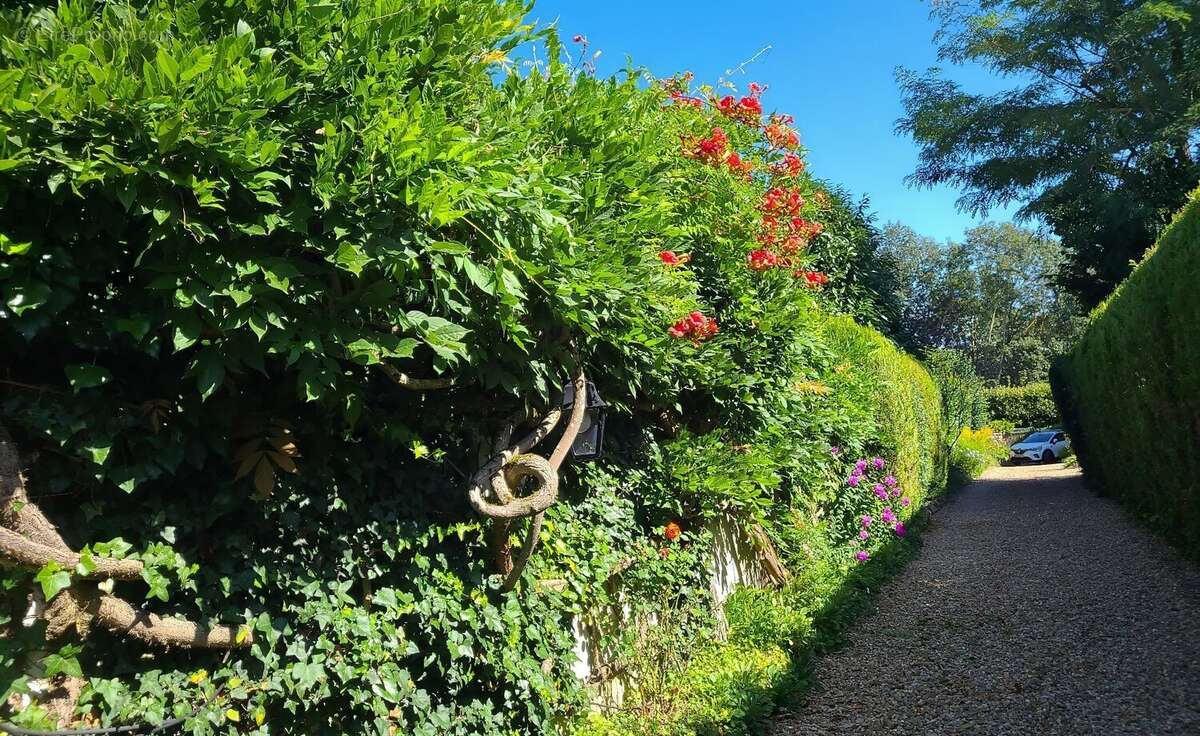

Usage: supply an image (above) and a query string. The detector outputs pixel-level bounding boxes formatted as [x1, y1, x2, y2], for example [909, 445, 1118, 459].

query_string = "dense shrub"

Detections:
[926, 348, 988, 436]
[1052, 188, 1200, 556]
[984, 383, 1058, 428]
[949, 427, 1008, 487]
[0, 2, 947, 734]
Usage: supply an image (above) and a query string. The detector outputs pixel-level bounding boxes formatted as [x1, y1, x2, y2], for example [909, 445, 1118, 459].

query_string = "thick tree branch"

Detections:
[375, 362, 457, 390]
[0, 420, 251, 649]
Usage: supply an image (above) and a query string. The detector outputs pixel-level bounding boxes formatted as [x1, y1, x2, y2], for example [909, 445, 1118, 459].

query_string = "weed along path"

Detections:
[769, 463, 1200, 735]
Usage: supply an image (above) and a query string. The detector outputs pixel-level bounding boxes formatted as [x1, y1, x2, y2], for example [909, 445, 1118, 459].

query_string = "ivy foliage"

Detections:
[1, 2, 945, 734]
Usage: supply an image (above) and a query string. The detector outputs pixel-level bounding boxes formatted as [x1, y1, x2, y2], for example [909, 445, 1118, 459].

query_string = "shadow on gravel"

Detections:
[722, 476, 976, 734]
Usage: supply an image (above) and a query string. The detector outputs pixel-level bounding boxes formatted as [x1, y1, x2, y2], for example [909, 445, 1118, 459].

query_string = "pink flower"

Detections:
[856, 550, 870, 562]
[872, 457, 885, 469]
[900, 496, 911, 507]
[860, 515, 872, 528]
[881, 508, 896, 524]
[847, 475, 860, 487]
[891, 488, 902, 498]
[893, 522, 906, 537]
[858, 530, 869, 540]
[874, 487, 889, 501]
[854, 459, 868, 473]
[884, 475, 897, 487]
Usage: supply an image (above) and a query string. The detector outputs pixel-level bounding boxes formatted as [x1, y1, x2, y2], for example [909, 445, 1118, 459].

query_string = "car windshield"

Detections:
[1021, 432, 1054, 444]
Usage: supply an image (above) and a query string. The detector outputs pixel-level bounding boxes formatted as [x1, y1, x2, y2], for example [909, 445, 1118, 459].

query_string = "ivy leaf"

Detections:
[75, 547, 97, 576]
[65, 364, 112, 392]
[34, 561, 71, 601]
[42, 647, 84, 679]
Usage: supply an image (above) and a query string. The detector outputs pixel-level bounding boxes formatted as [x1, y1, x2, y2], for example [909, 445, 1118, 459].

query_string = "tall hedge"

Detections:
[0, 2, 945, 733]
[823, 318, 946, 507]
[984, 382, 1058, 428]
[1052, 188, 1200, 555]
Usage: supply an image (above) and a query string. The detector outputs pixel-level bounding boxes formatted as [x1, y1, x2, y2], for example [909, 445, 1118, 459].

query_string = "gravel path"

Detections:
[769, 462, 1200, 735]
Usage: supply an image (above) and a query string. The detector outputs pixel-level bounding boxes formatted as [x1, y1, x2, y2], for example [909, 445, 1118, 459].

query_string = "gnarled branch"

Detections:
[0, 421, 250, 649]
[467, 370, 588, 591]
[375, 363, 457, 390]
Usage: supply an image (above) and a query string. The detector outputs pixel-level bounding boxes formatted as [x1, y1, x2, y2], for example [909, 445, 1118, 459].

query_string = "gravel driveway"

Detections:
[769, 463, 1200, 735]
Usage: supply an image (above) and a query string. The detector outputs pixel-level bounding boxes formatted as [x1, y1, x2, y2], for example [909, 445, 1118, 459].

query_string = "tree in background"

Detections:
[880, 222, 1083, 384]
[898, 0, 1200, 308]
[806, 186, 903, 332]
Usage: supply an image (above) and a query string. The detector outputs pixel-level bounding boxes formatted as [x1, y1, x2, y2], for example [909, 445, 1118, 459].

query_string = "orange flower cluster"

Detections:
[764, 113, 800, 149]
[668, 311, 719, 344]
[715, 85, 763, 126]
[795, 270, 830, 288]
[682, 126, 729, 166]
[658, 250, 691, 267]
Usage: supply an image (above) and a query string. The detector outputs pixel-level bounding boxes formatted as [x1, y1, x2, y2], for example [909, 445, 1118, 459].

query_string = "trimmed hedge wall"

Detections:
[823, 318, 947, 507]
[984, 382, 1058, 428]
[1051, 188, 1200, 555]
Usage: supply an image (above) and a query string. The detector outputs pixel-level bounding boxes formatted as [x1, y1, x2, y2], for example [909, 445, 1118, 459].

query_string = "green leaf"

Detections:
[65, 364, 113, 392]
[34, 561, 71, 601]
[42, 647, 83, 679]
[179, 53, 213, 83]
[345, 339, 381, 365]
[331, 243, 371, 275]
[0, 234, 31, 255]
[155, 47, 179, 83]
[407, 311, 469, 363]
[75, 547, 97, 576]
[192, 350, 226, 400]
[86, 445, 110, 466]
[427, 240, 470, 255]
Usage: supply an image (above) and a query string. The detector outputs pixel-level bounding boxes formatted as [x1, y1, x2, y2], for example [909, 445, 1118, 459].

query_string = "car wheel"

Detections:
[1041, 450, 1054, 463]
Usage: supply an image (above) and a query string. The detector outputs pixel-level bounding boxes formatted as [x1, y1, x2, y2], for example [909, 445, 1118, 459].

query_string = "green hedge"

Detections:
[1052, 188, 1200, 555]
[984, 382, 1058, 428]
[823, 318, 947, 506]
[0, 2, 946, 733]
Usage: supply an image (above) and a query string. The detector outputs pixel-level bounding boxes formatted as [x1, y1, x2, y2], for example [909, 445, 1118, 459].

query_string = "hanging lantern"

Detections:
[561, 379, 606, 460]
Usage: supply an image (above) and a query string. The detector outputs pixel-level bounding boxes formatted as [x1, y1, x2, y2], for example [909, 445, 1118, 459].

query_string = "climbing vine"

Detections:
[0, 1, 940, 734]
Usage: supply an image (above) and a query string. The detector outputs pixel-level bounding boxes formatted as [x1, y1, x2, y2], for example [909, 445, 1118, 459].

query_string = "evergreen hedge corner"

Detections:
[984, 383, 1059, 429]
[1052, 187, 1200, 556]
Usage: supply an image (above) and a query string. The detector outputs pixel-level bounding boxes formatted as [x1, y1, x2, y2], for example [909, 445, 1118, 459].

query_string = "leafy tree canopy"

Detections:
[898, 0, 1200, 307]
[879, 221, 1083, 384]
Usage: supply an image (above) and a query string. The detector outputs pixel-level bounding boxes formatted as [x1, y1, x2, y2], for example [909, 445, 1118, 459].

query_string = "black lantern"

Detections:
[561, 380, 606, 460]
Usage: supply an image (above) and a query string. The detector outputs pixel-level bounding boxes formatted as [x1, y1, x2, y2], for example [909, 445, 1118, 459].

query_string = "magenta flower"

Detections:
[874, 487, 889, 501]
[891, 487, 902, 498]
[854, 459, 868, 473]
[881, 507, 896, 524]
[830, 446, 841, 456]
[900, 496, 911, 507]
[847, 475, 860, 487]
[860, 514, 872, 528]
[884, 475, 897, 487]
[858, 529, 869, 540]
[893, 522, 906, 537]
[856, 550, 870, 562]
[872, 457, 885, 469]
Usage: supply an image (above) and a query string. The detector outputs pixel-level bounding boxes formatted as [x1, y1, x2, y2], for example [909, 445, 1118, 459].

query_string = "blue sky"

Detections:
[529, 0, 1023, 243]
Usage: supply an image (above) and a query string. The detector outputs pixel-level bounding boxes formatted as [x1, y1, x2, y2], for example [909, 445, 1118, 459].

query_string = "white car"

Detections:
[1008, 430, 1070, 464]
